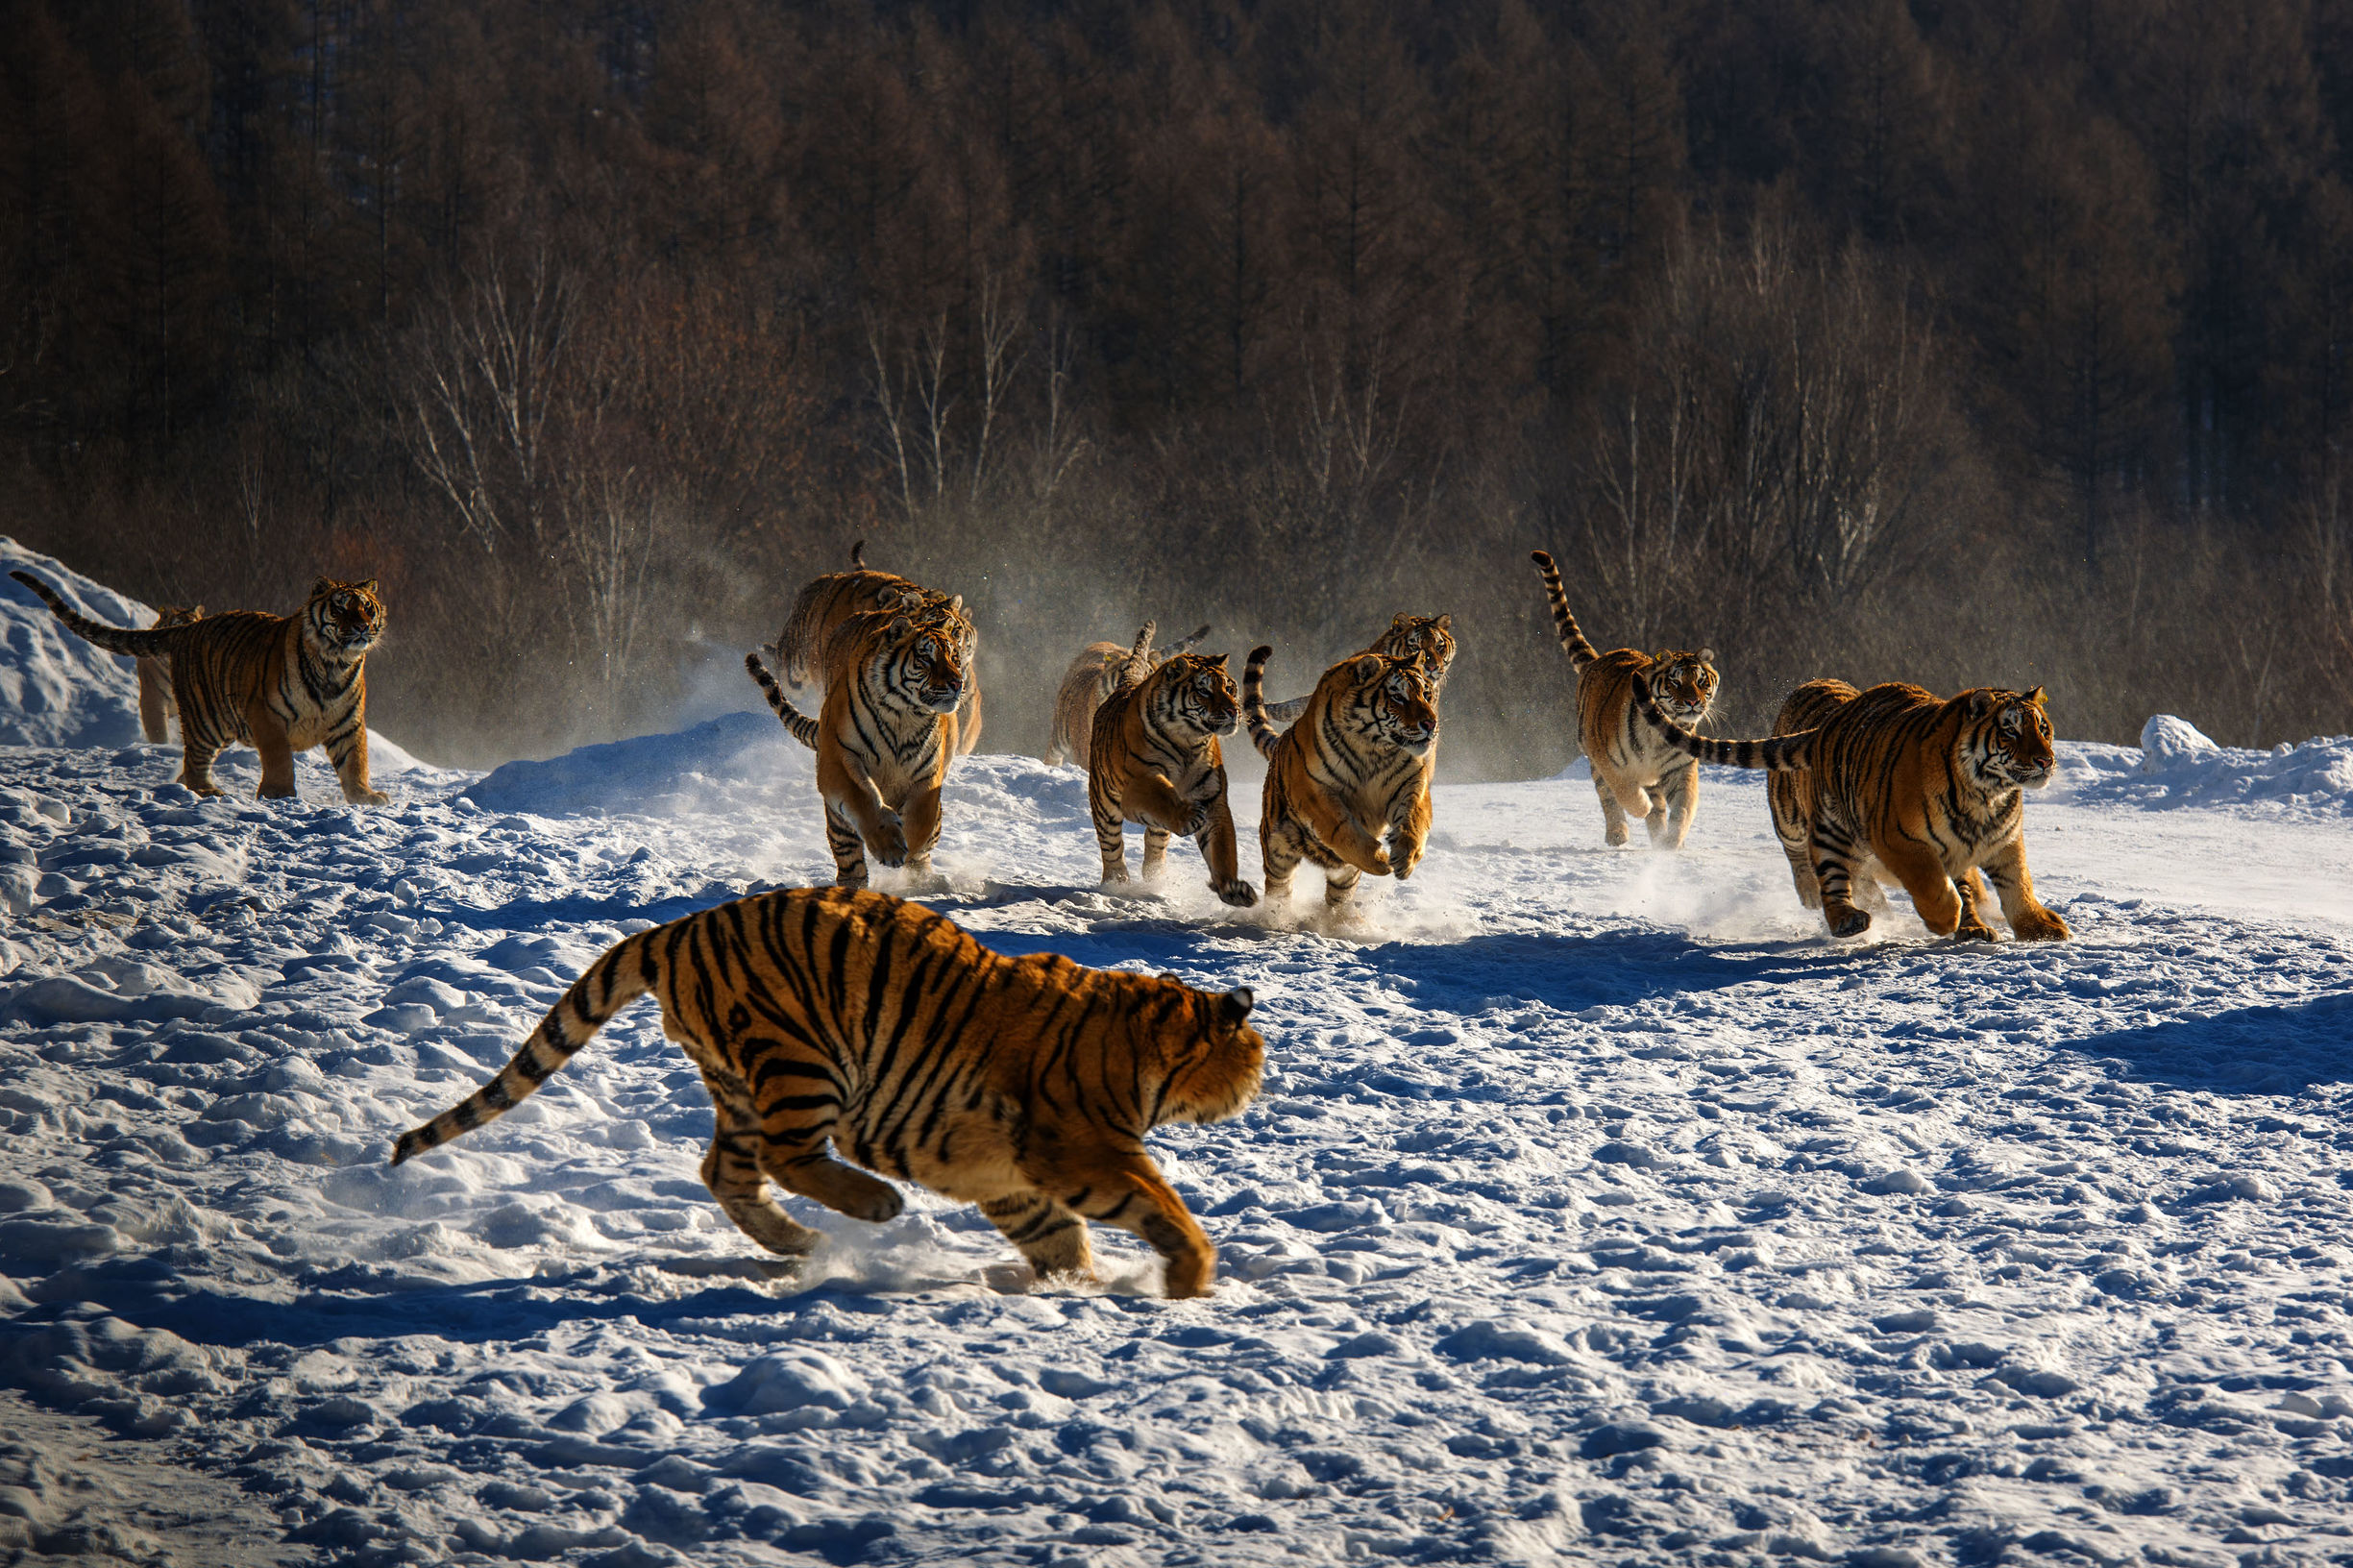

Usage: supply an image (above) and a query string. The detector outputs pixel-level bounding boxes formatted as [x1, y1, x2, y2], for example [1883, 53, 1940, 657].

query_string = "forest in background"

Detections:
[5, 0, 2353, 774]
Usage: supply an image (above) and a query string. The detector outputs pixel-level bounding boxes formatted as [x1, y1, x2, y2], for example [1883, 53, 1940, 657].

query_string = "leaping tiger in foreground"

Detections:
[1043, 622, 1212, 769]
[1530, 551, 1719, 849]
[1088, 623, 1256, 906]
[1242, 644, 1437, 908]
[1630, 673, 2071, 942]
[390, 887, 1265, 1299]
[746, 609, 962, 891]
[12, 570, 388, 805]
[767, 542, 985, 755]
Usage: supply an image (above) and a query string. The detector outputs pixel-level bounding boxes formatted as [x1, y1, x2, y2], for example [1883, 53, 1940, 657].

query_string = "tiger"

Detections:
[135, 603, 205, 744]
[389, 886, 1265, 1299]
[1257, 613, 1457, 724]
[12, 570, 388, 805]
[1241, 644, 1437, 908]
[1530, 550, 1719, 848]
[1043, 623, 1212, 770]
[1630, 672, 2071, 943]
[1088, 623, 1255, 907]
[745, 609, 963, 891]
[767, 542, 984, 755]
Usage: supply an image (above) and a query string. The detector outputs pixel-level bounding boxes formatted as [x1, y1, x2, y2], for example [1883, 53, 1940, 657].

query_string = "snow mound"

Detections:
[2054, 715, 2353, 817]
[0, 537, 156, 749]
[462, 708, 810, 817]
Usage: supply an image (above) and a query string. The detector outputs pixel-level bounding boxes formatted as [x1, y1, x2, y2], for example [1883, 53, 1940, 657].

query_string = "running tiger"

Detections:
[1241, 645, 1437, 908]
[767, 542, 984, 755]
[1530, 550, 1719, 848]
[746, 611, 962, 891]
[12, 570, 387, 804]
[390, 887, 1265, 1299]
[1043, 622, 1211, 769]
[1631, 674, 2071, 942]
[1258, 613, 1457, 724]
[136, 603, 204, 744]
[1089, 623, 1256, 907]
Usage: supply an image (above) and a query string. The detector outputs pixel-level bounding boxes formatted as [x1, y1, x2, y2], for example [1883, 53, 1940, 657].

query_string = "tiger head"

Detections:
[875, 613, 966, 715]
[1963, 686, 2055, 790]
[1349, 651, 1439, 757]
[148, 604, 203, 630]
[306, 578, 385, 657]
[1148, 982, 1265, 1126]
[1647, 648, 1719, 725]
[1150, 652, 1239, 738]
[1384, 614, 1456, 687]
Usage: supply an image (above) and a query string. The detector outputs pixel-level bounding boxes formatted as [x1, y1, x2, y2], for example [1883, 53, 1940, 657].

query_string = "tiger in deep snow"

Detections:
[1043, 621, 1211, 770]
[1530, 550, 1720, 848]
[389, 887, 1266, 1299]
[1088, 623, 1256, 906]
[1241, 644, 1437, 908]
[1255, 613, 1457, 724]
[1630, 673, 2072, 942]
[746, 610, 963, 891]
[12, 570, 388, 805]
[766, 542, 985, 755]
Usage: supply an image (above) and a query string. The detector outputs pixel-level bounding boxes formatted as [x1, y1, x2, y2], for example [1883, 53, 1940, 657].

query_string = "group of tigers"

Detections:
[10, 538, 2068, 1298]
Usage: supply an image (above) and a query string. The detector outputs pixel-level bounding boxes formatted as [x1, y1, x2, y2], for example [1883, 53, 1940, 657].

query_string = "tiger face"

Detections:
[879, 615, 966, 715]
[1386, 614, 1456, 686]
[151, 604, 203, 629]
[1969, 686, 2055, 790]
[1354, 652, 1438, 757]
[1155, 652, 1240, 738]
[1649, 648, 1719, 724]
[1153, 985, 1265, 1125]
[306, 578, 385, 656]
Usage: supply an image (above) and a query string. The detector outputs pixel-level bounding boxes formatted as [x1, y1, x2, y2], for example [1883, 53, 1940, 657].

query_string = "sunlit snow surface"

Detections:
[3, 567, 2352, 1565]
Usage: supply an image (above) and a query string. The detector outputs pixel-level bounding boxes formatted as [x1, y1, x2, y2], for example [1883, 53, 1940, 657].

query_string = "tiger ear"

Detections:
[884, 614, 911, 637]
[1965, 691, 1992, 718]
[2025, 685, 2047, 709]
[1353, 653, 1385, 680]
[1699, 648, 1716, 665]
[1434, 613, 1451, 630]
[1217, 987, 1255, 1028]
[190, 604, 204, 618]
[1391, 612, 1410, 625]
[1207, 653, 1229, 670]
[358, 578, 378, 595]
[948, 594, 964, 614]
[309, 577, 334, 600]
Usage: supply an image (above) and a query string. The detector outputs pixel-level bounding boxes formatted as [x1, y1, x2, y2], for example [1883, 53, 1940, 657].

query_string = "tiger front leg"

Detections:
[818, 755, 906, 872]
[327, 714, 389, 805]
[1949, 868, 1998, 942]
[976, 1190, 1096, 1284]
[1982, 838, 2071, 941]
[822, 799, 871, 888]
[1195, 794, 1257, 907]
[1030, 1147, 1217, 1300]
[1261, 819, 1308, 905]
[1090, 774, 1131, 884]
[1878, 843, 1974, 939]
[898, 782, 948, 893]
[1386, 786, 1433, 881]
[1653, 763, 1698, 850]
[1140, 825, 1172, 880]
[1296, 791, 1390, 878]
[1593, 773, 1632, 846]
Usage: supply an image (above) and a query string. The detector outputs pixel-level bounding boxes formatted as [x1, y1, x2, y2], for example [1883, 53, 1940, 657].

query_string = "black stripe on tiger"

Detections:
[1240, 645, 1282, 759]
[1529, 551, 1602, 669]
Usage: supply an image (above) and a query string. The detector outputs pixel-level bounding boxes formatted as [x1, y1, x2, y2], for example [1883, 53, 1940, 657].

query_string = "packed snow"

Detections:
[2, 540, 2351, 1566]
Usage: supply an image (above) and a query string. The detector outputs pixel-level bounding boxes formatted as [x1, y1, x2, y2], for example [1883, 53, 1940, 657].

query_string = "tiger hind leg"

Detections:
[177, 738, 227, 797]
[1593, 773, 1632, 847]
[1951, 868, 1998, 942]
[1810, 824, 1873, 939]
[977, 1190, 1095, 1283]
[1140, 825, 1171, 880]
[700, 1080, 821, 1255]
[1261, 821, 1306, 905]
[1322, 859, 1362, 908]
[751, 1082, 903, 1224]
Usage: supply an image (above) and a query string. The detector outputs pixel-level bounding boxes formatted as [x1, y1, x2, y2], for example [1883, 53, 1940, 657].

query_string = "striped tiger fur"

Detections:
[768, 544, 985, 755]
[12, 570, 387, 804]
[135, 603, 204, 744]
[1241, 645, 1437, 908]
[1530, 551, 1719, 848]
[745, 610, 962, 890]
[1043, 623, 1211, 769]
[389, 887, 1265, 1298]
[1088, 623, 1255, 907]
[1258, 614, 1456, 724]
[1631, 673, 2071, 942]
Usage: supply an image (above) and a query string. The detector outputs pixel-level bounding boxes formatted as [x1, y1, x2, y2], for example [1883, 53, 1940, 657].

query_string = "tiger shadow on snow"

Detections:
[2061, 991, 2353, 1095]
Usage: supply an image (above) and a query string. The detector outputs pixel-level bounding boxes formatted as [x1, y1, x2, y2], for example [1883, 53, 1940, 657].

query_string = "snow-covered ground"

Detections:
[3, 541, 2352, 1566]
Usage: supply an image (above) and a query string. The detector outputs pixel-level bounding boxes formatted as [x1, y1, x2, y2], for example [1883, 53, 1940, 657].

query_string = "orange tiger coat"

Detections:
[136, 603, 204, 744]
[1241, 646, 1437, 908]
[12, 571, 387, 804]
[1088, 624, 1255, 906]
[1043, 623, 1210, 770]
[1531, 551, 1719, 848]
[1633, 674, 2071, 942]
[391, 887, 1265, 1298]
[769, 543, 984, 755]
[747, 612, 963, 891]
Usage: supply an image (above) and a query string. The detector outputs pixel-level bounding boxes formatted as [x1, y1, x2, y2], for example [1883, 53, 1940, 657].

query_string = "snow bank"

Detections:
[0, 537, 155, 749]
[2056, 714, 2353, 817]
[462, 709, 811, 817]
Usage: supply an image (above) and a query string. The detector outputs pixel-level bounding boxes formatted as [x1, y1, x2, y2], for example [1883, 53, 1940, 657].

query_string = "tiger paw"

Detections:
[1826, 905, 1872, 939]
[1100, 864, 1131, 886]
[843, 1185, 905, 1223]
[1179, 803, 1213, 836]
[870, 813, 908, 868]
[1364, 849, 1393, 876]
[1952, 919, 1998, 943]
[2010, 906, 2072, 942]
[346, 788, 390, 806]
[1213, 879, 1259, 908]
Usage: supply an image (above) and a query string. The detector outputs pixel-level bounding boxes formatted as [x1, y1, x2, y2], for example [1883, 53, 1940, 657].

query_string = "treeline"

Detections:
[4, 0, 2351, 771]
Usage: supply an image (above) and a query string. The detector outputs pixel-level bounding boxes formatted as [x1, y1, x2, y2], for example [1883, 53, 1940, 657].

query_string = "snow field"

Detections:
[0, 539, 2350, 1565]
